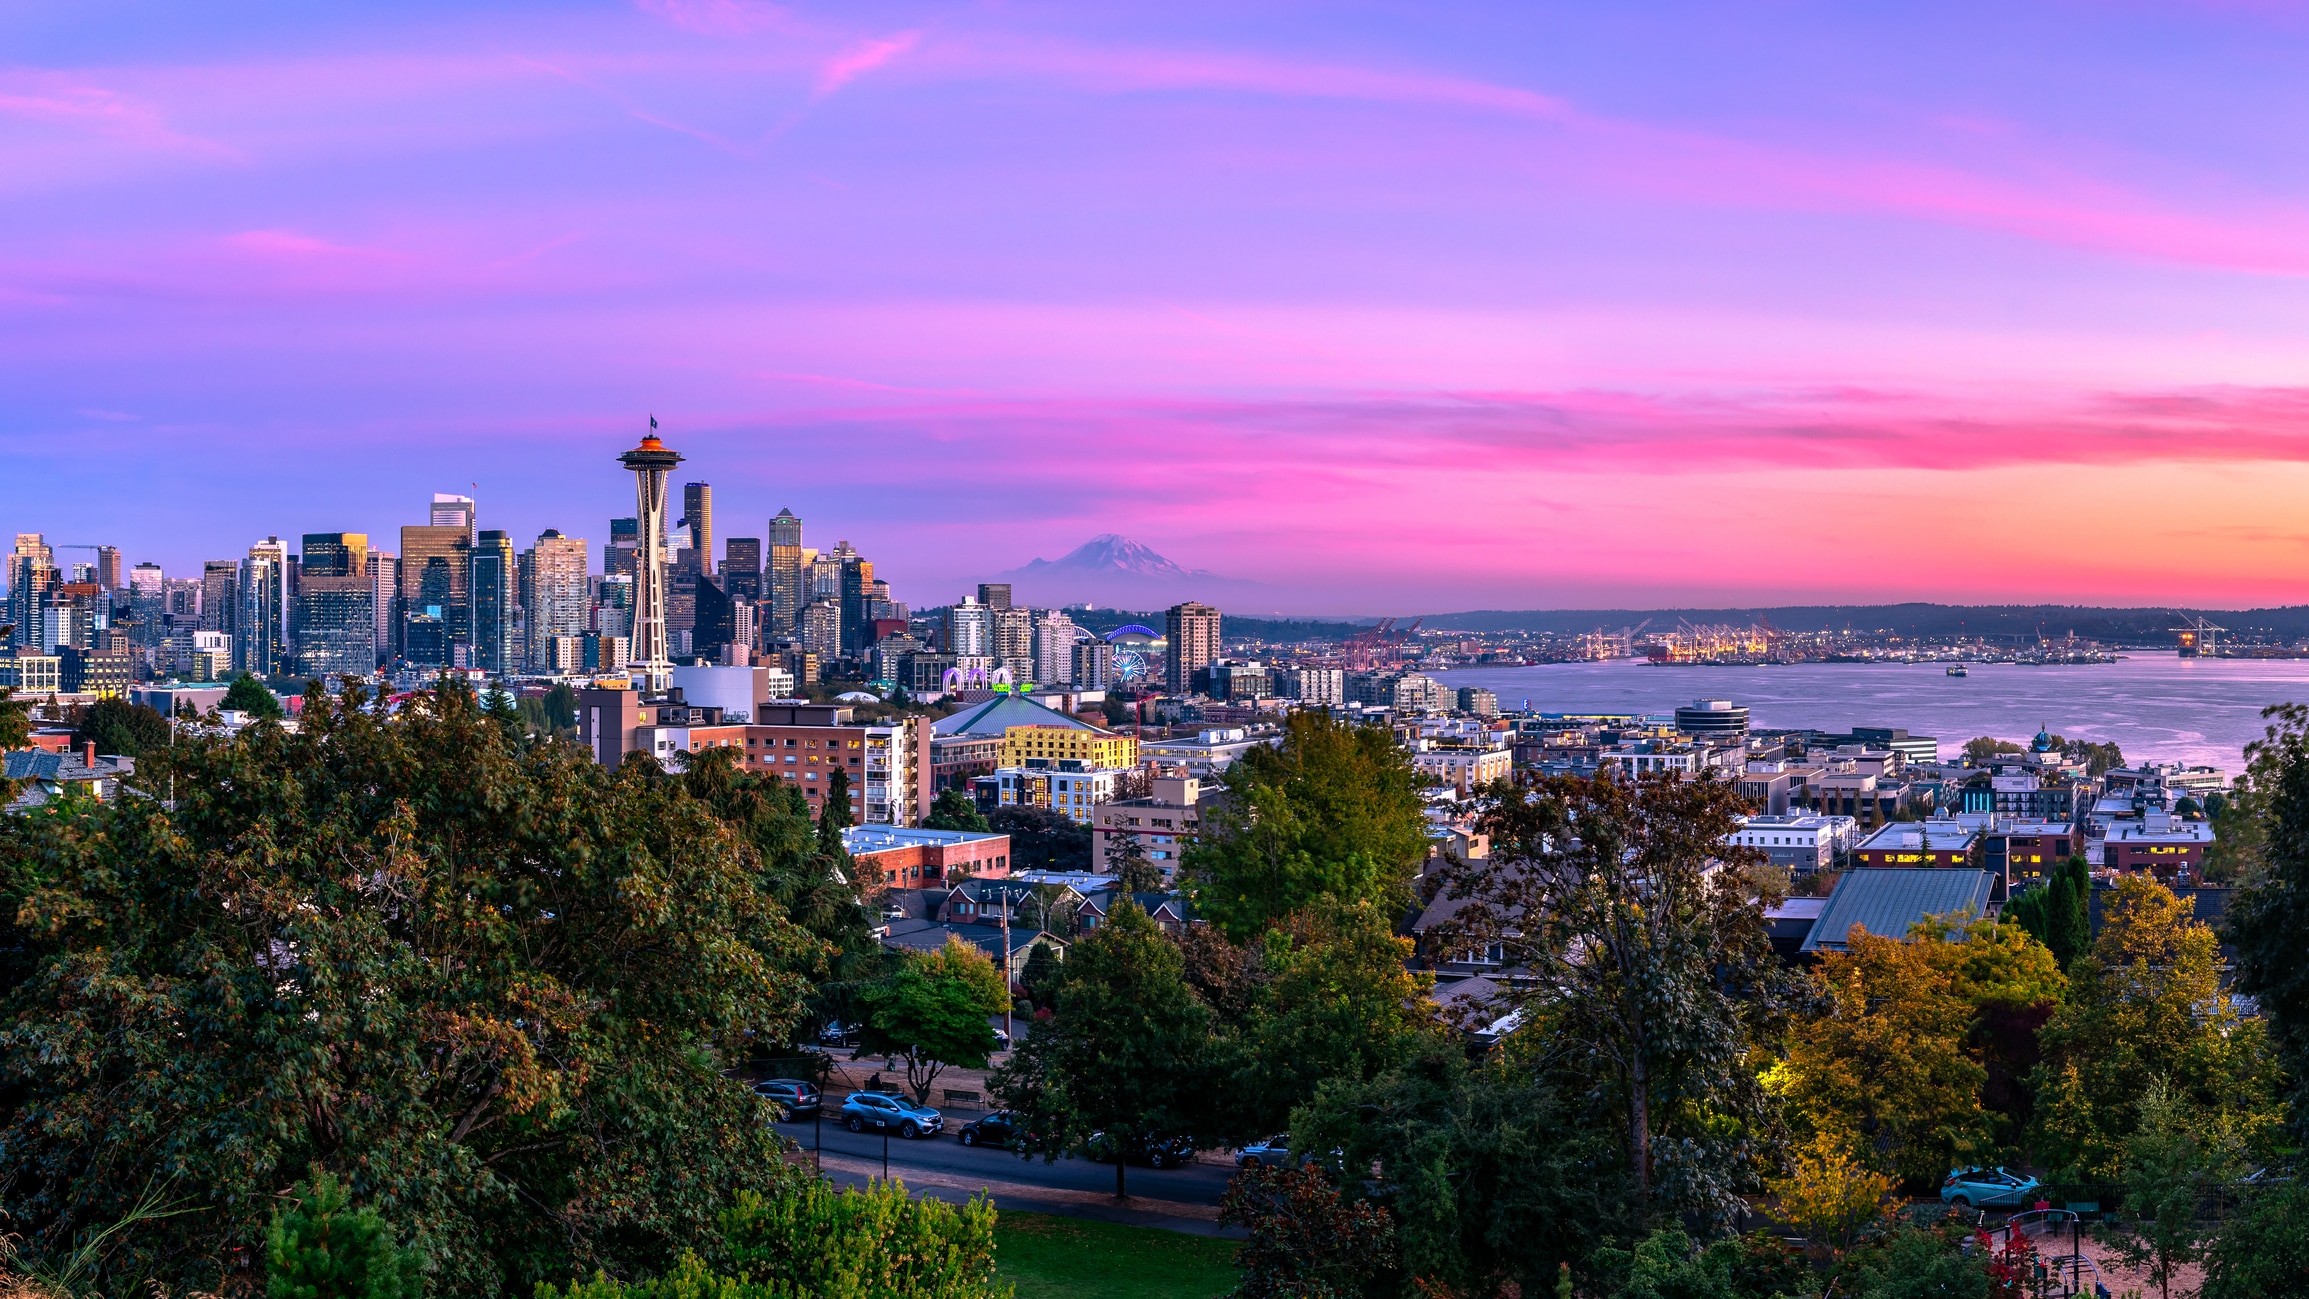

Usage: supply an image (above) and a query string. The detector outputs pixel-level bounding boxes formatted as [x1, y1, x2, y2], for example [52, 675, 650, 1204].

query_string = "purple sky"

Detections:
[7, 2, 2309, 614]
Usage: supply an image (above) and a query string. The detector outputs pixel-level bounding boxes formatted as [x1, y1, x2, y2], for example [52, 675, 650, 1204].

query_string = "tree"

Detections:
[1929, 916, 2065, 1144]
[1765, 1132, 1895, 1258]
[266, 1170, 423, 1299]
[987, 805, 1092, 873]
[1962, 737, 2025, 765]
[1433, 773, 1795, 1223]
[1183, 712, 1427, 941]
[1101, 695, 1135, 728]
[2003, 857, 2089, 969]
[2201, 1178, 2309, 1299]
[1778, 926, 1994, 1185]
[990, 901, 1213, 1200]
[1291, 1043, 1634, 1297]
[1018, 939, 1063, 1012]
[70, 698, 170, 759]
[856, 937, 1012, 1103]
[535, 1181, 1007, 1298]
[1233, 899, 1440, 1139]
[542, 682, 579, 733]
[2100, 1079, 2242, 1299]
[923, 787, 990, 833]
[1218, 1165, 1396, 1299]
[0, 685, 31, 751]
[221, 670, 284, 718]
[2226, 702, 2309, 1130]
[0, 679, 824, 1296]
[818, 764, 855, 858]
[1846, 1226, 1990, 1299]
[2031, 876, 2282, 1180]
[1107, 831, 1166, 894]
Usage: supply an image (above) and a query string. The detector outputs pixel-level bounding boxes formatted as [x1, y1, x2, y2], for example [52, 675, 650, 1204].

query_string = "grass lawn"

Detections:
[996, 1210, 1240, 1299]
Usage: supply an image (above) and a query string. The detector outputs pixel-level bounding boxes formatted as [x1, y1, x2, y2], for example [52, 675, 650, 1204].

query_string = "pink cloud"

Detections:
[815, 30, 922, 99]
[0, 71, 239, 161]
[632, 0, 794, 38]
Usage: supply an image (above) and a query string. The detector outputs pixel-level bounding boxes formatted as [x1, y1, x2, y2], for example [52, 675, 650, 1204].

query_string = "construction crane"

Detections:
[2170, 613, 2226, 659]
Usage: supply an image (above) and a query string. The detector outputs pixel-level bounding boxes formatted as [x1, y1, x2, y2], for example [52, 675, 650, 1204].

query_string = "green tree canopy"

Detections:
[0, 680, 824, 1296]
[1106, 831, 1166, 894]
[923, 787, 990, 833]
[70, 698, 171, 759]
[221, 670, 285, 718]
[1435, 773, 1795, 1225]
[1182, 711, 1426, 941]
[990, 901, 1214, 1199]
[987, 806, 1092, 873]
[2226, 701, 2309, 1129]
[266, 1170, 423, 1299]
[2003, 856, 2090, 969]
[0, 685, 31, 751]
[856, 936, 1012, 1103]
[2031, 875, 2282, 1180]
[1962, 737, 2025, 764]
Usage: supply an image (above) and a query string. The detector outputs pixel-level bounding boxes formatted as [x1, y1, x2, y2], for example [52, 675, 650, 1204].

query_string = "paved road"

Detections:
[772, 1112, 1242, 1233]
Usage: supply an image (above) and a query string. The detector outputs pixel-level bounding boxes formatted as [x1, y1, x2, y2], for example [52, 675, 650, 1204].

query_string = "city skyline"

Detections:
[10, 4, 2309, 611]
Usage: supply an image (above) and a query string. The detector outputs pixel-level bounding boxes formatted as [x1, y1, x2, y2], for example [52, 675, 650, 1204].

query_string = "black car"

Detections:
[751, 1079, 821, 1120]
[1085, 1131, 1197, 1170]
[958, 1111, 1024, 1149]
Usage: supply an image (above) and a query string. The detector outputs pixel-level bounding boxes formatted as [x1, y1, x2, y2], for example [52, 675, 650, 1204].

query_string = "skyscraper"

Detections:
[469, 530, 518, 676]
[369, 550, 398, 661]
[619, 426, 683, 688]
[944, 596, 993, 658]
[200, 560, 238, 638]
[993, 605, 1033, 682]
[237, 537, 289, 677]
[296, 533, 375, 681]
[767, 508, 804, 635]
[1033, 610, 1076, 685]
[604, 516, 638, 581]
[7, 534, 53, 650]
[681, 482, 713, 576]
[526, 530, 589, 669]
[431, 493, 476, 530]
[723, 537, 761, 602]
[399, 524, 471, 659]
[977, 583, 1012, 611]
[838, 548, 875, 655]
[93, 545, 122, 591]
[801, 598, 842, 661]
[1165, 601, 1221, 695]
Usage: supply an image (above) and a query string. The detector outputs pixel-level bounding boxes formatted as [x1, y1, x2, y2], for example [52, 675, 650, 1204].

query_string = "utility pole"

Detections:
[1000, 886, 1013, 1048]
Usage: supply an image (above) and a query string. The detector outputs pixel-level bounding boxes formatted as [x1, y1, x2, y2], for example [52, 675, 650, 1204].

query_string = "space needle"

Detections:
[619, 418, 682, 691]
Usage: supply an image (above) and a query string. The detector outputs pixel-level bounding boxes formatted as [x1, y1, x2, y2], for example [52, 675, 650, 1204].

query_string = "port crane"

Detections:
[2169, 613, 2226, 658]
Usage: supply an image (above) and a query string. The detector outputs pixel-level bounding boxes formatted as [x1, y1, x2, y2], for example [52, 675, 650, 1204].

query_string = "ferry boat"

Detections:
[1946, 664, 1969, 677]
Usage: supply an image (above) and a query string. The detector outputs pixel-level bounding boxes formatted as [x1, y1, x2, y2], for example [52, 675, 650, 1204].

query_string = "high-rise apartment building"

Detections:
[723, 538, 761, 602]
[838, 548, 875, 655]
[767, 508, 804, 635]
[525, 530, 589, 668]
[680, 483, 713, 576]
[1165, 601, 1221, 695]
[296, 533, 375, 681]
[1032, 611, 1076, 685]
[129, 562, 163, 595]
[7, 534, 54, 649]
[93, 545, 122, 591]
[237, 538, 289, 676]
[1072, 639, 1116, 690]
[469, 530, 518, 676]
[993, 605, 1034, 681]
[801, 599, 842, 661]
[944, 596, 993, 658]
[431, 493, 476, 530]
[977, 583, 1012, 611]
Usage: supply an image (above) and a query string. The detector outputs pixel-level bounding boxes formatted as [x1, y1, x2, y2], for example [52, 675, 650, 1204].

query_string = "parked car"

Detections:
[958, 1111, 1024, 1149]
[1085, 1131, 1196, 1170]
[752, 1079, 821, 1120]
[841, 1091, 945, 1138]
[1238, 1136, 1292, 1169]
[1941, 1167, 2041, 1210]
[880, 902, 908, 920]
[816, 1022, 860, 1049]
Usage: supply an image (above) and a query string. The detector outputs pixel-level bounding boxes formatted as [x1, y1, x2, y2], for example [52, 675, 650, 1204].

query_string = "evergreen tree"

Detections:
[817, 764, 854, 858]
[266, 1171, 423, 1299]
[1106, 832, 1166, 894]
[0, 685, 30, 751]
[220, 671, 284, 718]
[2006, 856, 2090, 969]
[1019, 939, 1063, 1011]
[71, 698, 171, 758]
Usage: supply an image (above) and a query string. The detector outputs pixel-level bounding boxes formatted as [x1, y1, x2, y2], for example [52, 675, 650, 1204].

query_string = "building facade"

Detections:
[1165, 601, 1220, 695]
[295, 532, 375, 681]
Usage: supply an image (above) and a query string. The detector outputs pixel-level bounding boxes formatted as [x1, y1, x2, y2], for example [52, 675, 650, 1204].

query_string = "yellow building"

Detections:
[999, 723, 1138, 771]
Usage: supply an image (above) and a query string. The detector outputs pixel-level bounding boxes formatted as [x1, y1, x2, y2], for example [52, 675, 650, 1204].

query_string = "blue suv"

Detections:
[840, 1091, 944, 1138]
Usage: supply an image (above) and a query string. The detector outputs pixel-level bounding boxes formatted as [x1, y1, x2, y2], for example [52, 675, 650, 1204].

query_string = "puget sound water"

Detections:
[1430, 655, 2309, 771]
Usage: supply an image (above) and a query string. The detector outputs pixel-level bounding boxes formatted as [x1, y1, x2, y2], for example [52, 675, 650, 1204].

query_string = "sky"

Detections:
[7, 1, 2309, 615]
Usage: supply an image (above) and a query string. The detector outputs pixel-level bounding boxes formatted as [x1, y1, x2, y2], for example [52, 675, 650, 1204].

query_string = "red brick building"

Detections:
[843, 826, 1012, 890]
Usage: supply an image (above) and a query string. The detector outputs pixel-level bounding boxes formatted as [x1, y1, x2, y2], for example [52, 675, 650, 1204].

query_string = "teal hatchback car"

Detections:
[1941, 1167, 2040, 1209]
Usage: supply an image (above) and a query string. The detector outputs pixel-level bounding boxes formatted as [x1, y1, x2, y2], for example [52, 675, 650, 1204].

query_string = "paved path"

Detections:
[776, 1113, 1243, 1237]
